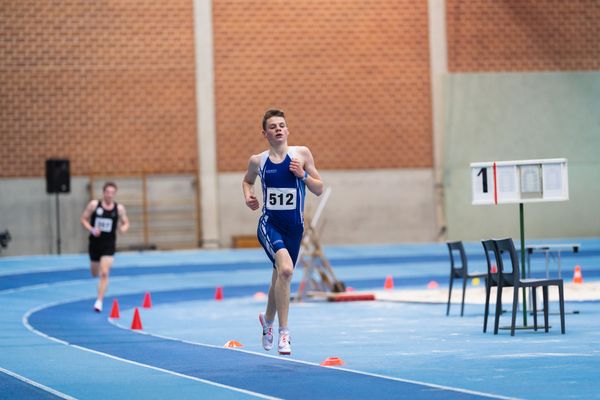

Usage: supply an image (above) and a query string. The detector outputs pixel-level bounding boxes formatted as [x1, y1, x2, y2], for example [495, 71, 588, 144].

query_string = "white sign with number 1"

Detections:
[471, 158, 568, 205]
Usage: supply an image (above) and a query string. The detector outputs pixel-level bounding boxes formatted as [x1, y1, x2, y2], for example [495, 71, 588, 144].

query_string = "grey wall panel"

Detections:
[444, 72, 600, 241]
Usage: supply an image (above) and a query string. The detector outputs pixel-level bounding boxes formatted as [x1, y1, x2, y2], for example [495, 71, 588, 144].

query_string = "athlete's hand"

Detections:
[90, 227, 101, 237]
[289, 158, 304, 178]
[119, 225, 129, 234]
[245, 195, 260, 211]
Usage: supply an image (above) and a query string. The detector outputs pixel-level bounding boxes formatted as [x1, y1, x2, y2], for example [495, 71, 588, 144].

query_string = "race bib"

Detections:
[94, 217, 113, 233]
[266, 188, 296, 210]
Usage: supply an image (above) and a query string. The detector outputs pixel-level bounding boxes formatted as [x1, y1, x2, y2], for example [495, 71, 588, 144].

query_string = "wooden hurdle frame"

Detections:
[294, 187, 346, 301]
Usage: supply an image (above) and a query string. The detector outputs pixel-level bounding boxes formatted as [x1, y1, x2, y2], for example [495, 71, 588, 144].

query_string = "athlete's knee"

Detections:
[99, 269, 109, 280]
[277, 263, 294, 280]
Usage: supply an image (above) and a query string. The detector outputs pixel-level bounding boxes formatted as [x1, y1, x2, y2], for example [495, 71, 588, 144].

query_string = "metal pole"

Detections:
[56, 193, 61, 255]
[520, 203, 527, 326]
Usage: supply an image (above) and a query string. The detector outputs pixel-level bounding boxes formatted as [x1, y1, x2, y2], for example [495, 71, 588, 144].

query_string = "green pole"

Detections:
[520, 203, 527, 326]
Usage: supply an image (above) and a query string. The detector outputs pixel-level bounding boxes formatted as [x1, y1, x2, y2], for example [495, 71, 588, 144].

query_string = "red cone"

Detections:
[320, 357, 345, 366]
[223, 340, 243, 348]
[215, 286, 223, 301]
[384, 275, 394, 290]
[109, 299, 120, 319]
[131, 308, 143, 330]
[573, 265, 583, 284]
[427, 280, 439, 289]
[143, 292, 152, 308]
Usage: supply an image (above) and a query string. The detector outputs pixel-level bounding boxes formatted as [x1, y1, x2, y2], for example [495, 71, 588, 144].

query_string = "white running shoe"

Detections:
[258, 313, 274, 351]
[93, 299, 103, 313]
[278, 331, 291, 355]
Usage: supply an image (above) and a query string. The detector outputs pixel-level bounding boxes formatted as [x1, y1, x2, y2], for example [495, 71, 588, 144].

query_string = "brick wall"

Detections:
[3, 1, 598, 178]
[0, 1, 197, 178]
[447, 0, 600, 72]
[213, 0, 433, 171]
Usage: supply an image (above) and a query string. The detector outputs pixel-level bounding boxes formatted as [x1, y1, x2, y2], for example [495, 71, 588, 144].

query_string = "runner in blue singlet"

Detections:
[242, 109, 324, 355]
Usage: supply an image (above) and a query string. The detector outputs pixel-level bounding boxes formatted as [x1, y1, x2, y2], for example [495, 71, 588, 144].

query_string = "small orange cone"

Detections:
[253, 291, 267, 299]
[320, 357, 345, 366]
[384, 275, 394, 290]
[491, 264, 498, 273]
[573, 265, 583, 284]
[109, 299, 120, 319]
[427, 280, 439, 289]
[143, 292, 152, 308]
[298, 281, 306, 294]
[345, 287, 355, 292]
[131, 307, 143, 330]
[224, 340, 243, 348]
[215, 286, 224, 300]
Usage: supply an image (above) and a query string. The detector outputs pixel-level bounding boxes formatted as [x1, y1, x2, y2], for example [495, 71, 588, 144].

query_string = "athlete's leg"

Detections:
[265, 269, 277, 322]
[97, 255, 114, 301]
[272, 227, 302, 328]
[89, 241, 100, 277]
[90, 261, 100, 277]
[257, 216, 280, 324]
[273, 248, 294, 329]
[257, 269, 278, 351]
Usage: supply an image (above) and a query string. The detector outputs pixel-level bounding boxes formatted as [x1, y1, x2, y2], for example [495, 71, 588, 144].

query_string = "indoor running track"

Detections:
[2, 241, 600, 399]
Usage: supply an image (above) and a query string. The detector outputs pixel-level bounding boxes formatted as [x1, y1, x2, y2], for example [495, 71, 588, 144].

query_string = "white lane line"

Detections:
[109, 317, 519, 400]
[0, 366, 77, 400]
[22, 300, 280, 400]
[24, 293, 518, 400]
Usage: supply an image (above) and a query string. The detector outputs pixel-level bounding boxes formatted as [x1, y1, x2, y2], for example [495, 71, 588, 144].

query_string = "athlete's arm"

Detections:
[81, 200, 101, 237]
[242, 155, 261, 211]
[291, 146, 324, 196]
[118, 204, 130, 234]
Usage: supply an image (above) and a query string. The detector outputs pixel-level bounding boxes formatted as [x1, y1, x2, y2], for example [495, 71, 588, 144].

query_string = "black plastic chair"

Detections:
[481, 239, 503, 333]
[490, 238, 566, 336]
[446, 241, 487, 316]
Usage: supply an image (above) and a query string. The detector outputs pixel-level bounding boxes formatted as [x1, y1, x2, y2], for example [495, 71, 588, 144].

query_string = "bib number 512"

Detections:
[266, 188, 296, 210]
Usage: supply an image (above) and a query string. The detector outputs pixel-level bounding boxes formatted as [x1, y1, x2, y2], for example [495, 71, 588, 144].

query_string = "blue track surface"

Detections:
[28, 289, 487, 400]
[3, 246, 600, 292]
[0, 370, 65, 399]
[2, 239, 600, 399]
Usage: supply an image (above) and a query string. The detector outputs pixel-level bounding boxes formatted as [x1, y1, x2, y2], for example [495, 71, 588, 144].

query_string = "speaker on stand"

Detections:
[46, 159, 70, 255]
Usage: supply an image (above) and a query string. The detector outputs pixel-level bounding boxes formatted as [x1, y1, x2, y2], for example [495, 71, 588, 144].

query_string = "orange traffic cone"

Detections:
[215, 286, 223, 300]
[491, 264, 498, 274]
[131, 308, 143, 330]
[143, 292, 152, 308]
[384, 276, 394, 290]
[427, 280, 439, 289]
[298, 281, 306, 295]
[109, 299, 120, 319]
[320, 357, 345, 366]
[223, 340, 243, 348]
[573, 265, 583, 284]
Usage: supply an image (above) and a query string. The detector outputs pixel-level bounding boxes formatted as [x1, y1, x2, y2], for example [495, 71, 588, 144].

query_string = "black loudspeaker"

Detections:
[46, 159, 70, 194]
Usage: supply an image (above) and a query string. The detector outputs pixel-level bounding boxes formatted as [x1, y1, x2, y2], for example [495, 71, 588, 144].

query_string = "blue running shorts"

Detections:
[257, 215, 303, 268]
